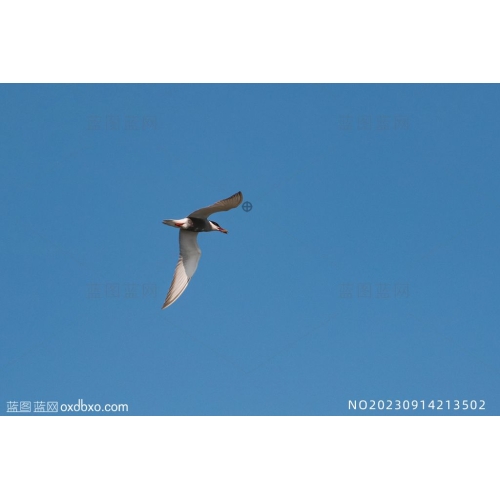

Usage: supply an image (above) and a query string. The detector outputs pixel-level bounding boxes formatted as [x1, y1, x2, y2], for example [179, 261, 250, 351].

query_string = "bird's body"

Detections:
[161, 191, 243, 309]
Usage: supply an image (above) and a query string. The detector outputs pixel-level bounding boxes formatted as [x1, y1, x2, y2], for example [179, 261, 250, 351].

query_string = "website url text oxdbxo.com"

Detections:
[60, 399, 129, 413]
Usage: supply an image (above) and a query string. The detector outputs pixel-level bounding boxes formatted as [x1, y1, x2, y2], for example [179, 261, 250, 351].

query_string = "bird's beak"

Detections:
[218, 227, 228, 234]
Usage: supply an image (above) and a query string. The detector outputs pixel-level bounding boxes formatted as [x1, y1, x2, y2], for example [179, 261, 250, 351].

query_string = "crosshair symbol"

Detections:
[242, 201, 253, 212]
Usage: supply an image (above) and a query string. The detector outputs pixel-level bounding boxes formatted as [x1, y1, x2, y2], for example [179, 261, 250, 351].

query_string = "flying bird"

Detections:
[161, 191, 243, 309]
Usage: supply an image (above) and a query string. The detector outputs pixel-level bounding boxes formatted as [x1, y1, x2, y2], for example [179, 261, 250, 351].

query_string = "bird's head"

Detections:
[209, 220, 228, 233]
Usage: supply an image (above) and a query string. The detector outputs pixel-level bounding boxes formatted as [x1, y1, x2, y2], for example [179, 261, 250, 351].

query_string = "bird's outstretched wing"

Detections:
[162, 231, 201, 309]
[188, 191, 243, 218]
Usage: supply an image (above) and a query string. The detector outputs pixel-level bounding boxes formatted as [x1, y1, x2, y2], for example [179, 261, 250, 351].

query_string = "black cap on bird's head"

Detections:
[209, 220, 228, 233]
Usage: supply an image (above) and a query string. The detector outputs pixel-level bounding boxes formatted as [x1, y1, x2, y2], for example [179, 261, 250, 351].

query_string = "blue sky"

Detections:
[1, 84, 499, 415]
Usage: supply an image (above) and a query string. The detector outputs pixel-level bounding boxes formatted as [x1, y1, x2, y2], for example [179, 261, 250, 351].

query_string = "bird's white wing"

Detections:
[188, 191, 243, 218]
[162, 231, 201, 309]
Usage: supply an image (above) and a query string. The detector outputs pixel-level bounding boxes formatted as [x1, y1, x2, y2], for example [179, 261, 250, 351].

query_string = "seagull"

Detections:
[161, 191, 243, 309]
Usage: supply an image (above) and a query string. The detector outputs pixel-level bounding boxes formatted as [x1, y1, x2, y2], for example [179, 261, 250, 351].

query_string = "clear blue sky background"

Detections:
[1, 84, 499, 415]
